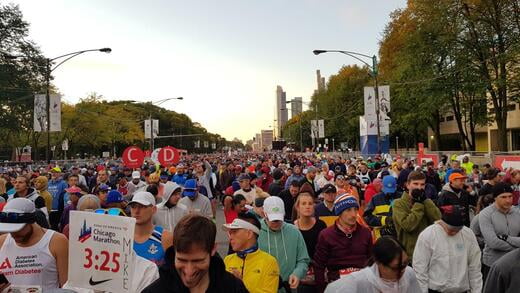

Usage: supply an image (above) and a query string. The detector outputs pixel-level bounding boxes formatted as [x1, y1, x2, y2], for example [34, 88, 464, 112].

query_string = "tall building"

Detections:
[261, 130, 274, 151]
[291, 97, 303, 118]
[316, 70, 326, 92]
[255, 133, 262, 149]
[276, 86, 288, 138]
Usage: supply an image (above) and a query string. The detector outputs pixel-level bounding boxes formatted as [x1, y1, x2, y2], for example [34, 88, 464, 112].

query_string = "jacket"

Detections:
[392, 192, 441, 260]
[258, 221, 309, 282]
[325, 264, 420, 293]
[47, 178, 68, 211]
[424, 170, 442, 192]
[313, 222, 373, 292]
[142, 247, 247, 293]
[437, 184, 471, 227]
[154, 182, 188, 231]
[224, 249, 280, 293]
[478, 204, 520, 266]
[363, 191, 400, 239]
[483, 248, 520, 293]
[268, 181, 284, 197]
[412, 223, 482, 293]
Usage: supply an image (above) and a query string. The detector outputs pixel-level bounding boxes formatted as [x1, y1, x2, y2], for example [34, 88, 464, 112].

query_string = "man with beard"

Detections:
[142, 214, 248, 292]
[0, 198, 68, 290]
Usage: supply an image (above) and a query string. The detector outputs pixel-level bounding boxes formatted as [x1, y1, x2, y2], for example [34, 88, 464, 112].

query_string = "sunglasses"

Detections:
[95, 208, 127, 217]
[0, 212, 36, 223]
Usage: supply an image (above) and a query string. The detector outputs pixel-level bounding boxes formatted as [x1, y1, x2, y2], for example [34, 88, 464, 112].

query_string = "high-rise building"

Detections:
[255, 133, 262, 149]
[276, 85, 288, 138]
[291, 97, 303, 118]
[261, 130, 274, 151]
[316, 70, 326, 92]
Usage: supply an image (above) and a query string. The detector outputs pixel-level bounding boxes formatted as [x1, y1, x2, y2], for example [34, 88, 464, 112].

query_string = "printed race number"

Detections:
[83, 248, 120, 273]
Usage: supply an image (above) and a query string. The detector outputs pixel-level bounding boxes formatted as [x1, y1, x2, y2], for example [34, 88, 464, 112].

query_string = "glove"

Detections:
[384, 216, 393, 227]
[411, 189, 427, 203]
[498, 234, 509, 242]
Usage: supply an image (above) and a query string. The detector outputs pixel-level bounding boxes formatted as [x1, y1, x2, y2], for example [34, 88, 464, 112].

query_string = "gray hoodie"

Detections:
[153, 182, 187, 231]
[479, 204, 520, 266]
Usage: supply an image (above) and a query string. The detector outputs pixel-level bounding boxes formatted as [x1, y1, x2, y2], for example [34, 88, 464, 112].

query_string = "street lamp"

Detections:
[313, 49, 381, 153]
[148, 97, 183, 152]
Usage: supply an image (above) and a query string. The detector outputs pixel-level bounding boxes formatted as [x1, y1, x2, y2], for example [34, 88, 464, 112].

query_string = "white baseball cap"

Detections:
[129, 191, 156, 206]
[132, 171, 141, 179]
[222, 218, 260, 235]
[0, 198, 36, 233]
[263, 196, 285, 222]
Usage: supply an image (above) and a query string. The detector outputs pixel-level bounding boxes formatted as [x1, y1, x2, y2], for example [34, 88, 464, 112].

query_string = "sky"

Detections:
[10, 0, 406, 142]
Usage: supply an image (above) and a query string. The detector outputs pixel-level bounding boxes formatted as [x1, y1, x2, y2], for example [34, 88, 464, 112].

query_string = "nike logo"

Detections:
[89, 277, 112, 286]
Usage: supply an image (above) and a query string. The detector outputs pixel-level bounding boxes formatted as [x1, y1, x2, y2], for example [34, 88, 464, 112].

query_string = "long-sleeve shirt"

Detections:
[483, 248, 520, 293]
[413, 223, 482, 293]
[478, 204, 520, 266]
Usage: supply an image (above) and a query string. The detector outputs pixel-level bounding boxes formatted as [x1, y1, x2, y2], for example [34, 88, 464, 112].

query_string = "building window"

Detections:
[507, 104, 517, 112]
[439, 116, 445, 122]
[446, 116, 454, 121]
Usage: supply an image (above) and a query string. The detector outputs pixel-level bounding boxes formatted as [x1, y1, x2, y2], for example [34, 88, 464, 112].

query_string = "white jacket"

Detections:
[154, 182, 188, 231]
[413, 222, 482, 293]
[63, 254, 159, 292]
[325, 264, 420, 293]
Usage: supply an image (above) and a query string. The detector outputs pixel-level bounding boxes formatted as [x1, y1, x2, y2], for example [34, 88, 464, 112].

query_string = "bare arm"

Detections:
[50, 232, 69, 287]
[161, 230, 174, 251]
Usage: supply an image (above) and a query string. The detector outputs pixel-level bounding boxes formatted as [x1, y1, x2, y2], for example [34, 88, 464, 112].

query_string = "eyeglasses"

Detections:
[95, 208, 127, 217]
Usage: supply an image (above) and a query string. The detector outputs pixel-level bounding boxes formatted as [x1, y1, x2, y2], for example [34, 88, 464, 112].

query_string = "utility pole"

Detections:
[372, 55, 381, 154]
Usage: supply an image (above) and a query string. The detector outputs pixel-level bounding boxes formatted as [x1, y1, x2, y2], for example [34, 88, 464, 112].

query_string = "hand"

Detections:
[411, 189, 427, 203]
[384, 216, 393, 227]
[230, 268, 243, 280]
[288, 274, 300, 289]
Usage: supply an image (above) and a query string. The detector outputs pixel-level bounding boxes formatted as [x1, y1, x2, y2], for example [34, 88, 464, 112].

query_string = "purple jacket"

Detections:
[313, 223, 373, 292]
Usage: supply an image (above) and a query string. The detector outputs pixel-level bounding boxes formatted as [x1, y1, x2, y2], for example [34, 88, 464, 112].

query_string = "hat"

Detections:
[449, 172, 468, 182]
[222, 218, 260, 235]
[492, 182, 513, 198]
[106, 190, 124, 204]
[440, 205, 466, 230]
[0, 198, 37, 233]
[322, 183, 337, 194]
[66, 186, 82, 194]
[129, 191, 156, 206]
[238, 173, 251, 182]
[51, 167, 62, 173]
[334, 194, 359, 216]
[182, 179, 198, 197]
[254, 197, 266, 208]
[263, 196, 285, 222]
[486, 168, 499, 179]
[132, 171, 141, 179]
[382, 176, 397, 194]
[98, 184, 110, 192]
[272, 168, 284, 180]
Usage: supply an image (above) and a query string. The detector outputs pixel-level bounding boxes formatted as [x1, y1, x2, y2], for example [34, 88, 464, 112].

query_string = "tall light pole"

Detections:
[313, 49, 381, 153]
[147, 97, 183, 152]
[46, 48, 111, 163]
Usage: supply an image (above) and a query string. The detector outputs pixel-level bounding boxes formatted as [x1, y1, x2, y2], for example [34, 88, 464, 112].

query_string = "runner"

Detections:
[364, 175, 399, 239]
[223, 213, 280, 293]
[234, 174, 257, 205]
[130, 191, 173, 266]
[314, 184, 338, 227]
[127, 170, 147, 199]
[0, 198, 68, 290]
[178, 179, 213, 218]
[154, 182, 187, 231]
[142, 214, 248, 292]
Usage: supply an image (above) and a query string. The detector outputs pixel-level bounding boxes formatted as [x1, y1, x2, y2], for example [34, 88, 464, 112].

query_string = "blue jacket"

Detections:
[48, 178, 68, 211]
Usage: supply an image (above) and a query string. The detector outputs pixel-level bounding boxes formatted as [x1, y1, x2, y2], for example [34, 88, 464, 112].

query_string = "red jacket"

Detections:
[313, 222, 373, 292]
[257, 175, 273, 192]
[363, 183, 379, 204]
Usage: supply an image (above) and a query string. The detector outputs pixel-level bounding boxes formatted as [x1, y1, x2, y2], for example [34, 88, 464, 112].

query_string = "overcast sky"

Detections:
[11, 0, 406, 142]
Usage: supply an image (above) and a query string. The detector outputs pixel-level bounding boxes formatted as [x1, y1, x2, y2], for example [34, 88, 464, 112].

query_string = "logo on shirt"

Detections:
[0, 258, 12, 269]
[148, 243, 158, 255]
[89, 277, 112, 286]
[79, 219, 92, 243]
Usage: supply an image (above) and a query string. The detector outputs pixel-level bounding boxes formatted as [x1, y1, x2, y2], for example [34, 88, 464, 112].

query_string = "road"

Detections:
[215, 203, 230, 257]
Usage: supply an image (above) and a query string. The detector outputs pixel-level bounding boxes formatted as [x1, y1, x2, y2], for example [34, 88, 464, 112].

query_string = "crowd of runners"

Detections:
[0, 152, 518, 292]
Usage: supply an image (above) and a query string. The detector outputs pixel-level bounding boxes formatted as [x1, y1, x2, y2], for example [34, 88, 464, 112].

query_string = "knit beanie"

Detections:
[492, 182, 513, 198]
[440, 205, 466, 228]
[334, 194, 359, 216]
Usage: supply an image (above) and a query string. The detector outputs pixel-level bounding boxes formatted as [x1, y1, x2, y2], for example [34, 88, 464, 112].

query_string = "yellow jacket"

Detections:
[224, 249, 279, 293]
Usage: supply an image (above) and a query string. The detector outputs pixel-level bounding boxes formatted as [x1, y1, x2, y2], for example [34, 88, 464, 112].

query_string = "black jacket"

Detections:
[437, 184, 471, 227]
[268, 181, 284, 197]
[142, 247, 248, 293]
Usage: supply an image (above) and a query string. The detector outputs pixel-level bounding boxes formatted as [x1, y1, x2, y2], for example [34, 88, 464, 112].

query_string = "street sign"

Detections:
[68, 211, 136, 293]
[158, 146, 180, 166]
[62, 139, 69, 151]
[494, 155, 520, 170]
[122, 146, 144, 168]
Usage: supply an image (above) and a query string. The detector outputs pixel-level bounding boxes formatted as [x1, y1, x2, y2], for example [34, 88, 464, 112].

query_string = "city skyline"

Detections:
[9, 0, 406, 142]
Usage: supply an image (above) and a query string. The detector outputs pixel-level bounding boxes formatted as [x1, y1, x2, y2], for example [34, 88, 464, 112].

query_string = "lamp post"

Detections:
[147, 97, 183, 152]
[313, 49, 381, 153]
[45, 48, 111, 163]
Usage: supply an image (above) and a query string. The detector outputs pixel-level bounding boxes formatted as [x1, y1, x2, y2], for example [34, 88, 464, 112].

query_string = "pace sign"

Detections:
[122, 146, 144, 168]
[67, 211, 136, 293]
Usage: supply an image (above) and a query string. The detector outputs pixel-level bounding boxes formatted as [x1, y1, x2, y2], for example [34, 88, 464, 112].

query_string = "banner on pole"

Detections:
[318, 119, 325, 138]
[68, 211, 136, 293]
[144, 120, 159, 139]
[34, 94, 61, 132]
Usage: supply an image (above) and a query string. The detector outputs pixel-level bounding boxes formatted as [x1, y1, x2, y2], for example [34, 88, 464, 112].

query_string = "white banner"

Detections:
[211, 143, 216, 149]
[50, 94, 61, 131]
[378, 85, 391, 121]
[364, 87, 376, 116]
[68, 211, 136, 293]
[203, 141, 209, 148]
[310, 120, 318, 139]
[34, 94, 46, 132]
[61, 139, 69, 151]
[318, 119, 325, 138]
[144, 119, 159, 139]
[361, 115, 390, 136]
